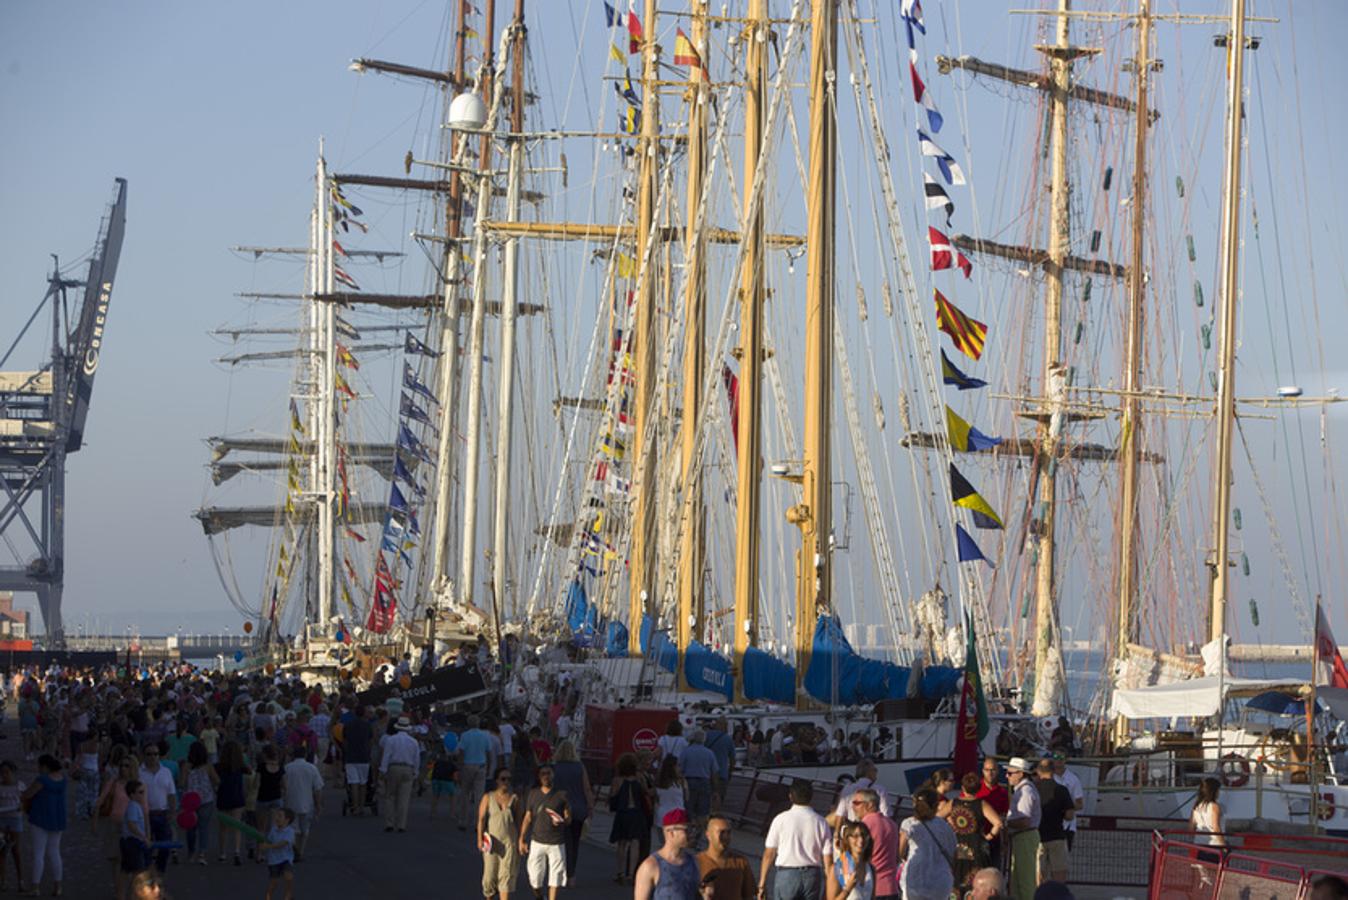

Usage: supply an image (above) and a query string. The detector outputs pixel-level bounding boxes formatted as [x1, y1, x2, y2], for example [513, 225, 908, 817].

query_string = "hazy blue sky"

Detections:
[1, 0, 1345, 656]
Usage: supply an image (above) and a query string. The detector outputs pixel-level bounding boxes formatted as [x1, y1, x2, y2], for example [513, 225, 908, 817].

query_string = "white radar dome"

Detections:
[449, 92, 487, 131]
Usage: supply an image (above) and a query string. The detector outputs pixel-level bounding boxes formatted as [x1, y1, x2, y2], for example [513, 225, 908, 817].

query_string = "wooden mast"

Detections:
[1208, 0, 1248, 644]
[733, 0, 768, 703]
[676, 0, 709, 690]
[1029, 0, 1075, 717]
[791, 0, 836, 706]
[1114, 0, 1151, 728]
[427, 0, 471, 606]
[491, 0, 526, 621]
[628, 0, 661, 654]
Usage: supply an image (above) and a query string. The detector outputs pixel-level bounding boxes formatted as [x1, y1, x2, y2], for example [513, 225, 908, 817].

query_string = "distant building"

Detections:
[0, 593, 29, 639]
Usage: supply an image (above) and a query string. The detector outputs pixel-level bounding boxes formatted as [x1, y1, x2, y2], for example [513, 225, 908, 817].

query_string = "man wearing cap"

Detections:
[380, 716, 422, 832]
[758, 779, 832, 900]
[519, 763, 572, 899]
[1004, 758, 1041, 900]
[975, 758, 1010, 863]
[1050, 754, 1084, 851]
[633, 809, 704, 899]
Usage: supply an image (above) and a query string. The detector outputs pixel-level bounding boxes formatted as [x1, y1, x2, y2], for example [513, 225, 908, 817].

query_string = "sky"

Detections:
[1, 0, 1346, 657]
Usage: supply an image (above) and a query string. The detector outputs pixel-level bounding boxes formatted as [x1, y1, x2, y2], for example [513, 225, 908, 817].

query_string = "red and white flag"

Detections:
[1314, 604, 1348, 689]
[929, 227, 972, 279]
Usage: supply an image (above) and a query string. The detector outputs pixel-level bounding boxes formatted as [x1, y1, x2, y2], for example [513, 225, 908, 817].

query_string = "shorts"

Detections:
[526, 841, 566, 889]
[269, 861, 294, 878]
[0, 812, 24, 833]
[119, 837, 149, 874]
[293, 812, 313, 835]
[1039, 838, 1069, 874]
[345, 763, 371, 785]
[432, 780, 458, 797]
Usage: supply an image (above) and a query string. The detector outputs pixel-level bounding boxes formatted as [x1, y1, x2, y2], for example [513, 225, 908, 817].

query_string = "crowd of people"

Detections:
[4, 655, 1347, 900]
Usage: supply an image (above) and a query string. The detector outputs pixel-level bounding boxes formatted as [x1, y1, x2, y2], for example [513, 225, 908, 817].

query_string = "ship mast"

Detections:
[1113, 0, 1151, 716]
[628, 0, 661, 654]
[427, 0, 473, 604]
[490, 0, 527, 622]
[791, 0, 837, 705]
[458, 0, 500, 614]
[676, 0, 709, 690]
[315, 148, 337, 629]
[1207, 0, 1249, 644]
[1027, 0, 1083, 717]
[733, 0, 769, 702]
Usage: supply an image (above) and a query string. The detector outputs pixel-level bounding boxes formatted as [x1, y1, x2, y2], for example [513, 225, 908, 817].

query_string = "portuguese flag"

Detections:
[953, 611, 989, 776]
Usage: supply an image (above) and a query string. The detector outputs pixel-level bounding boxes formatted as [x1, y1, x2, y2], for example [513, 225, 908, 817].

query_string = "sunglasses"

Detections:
[850, 799, 866, 806]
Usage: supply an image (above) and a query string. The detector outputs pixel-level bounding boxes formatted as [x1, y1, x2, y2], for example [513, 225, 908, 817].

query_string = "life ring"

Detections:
[1220, 753, 1250, 788]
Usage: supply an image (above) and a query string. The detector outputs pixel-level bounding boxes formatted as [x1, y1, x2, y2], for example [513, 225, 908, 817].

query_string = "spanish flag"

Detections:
[949, 463, 1003, 529]
[934, 289, 987, 360]
[945, 406, 1002, 453]
[673, 28, 704, 73]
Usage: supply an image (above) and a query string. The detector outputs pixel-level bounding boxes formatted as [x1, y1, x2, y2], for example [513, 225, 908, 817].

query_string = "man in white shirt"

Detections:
[283, 746, 325, 860]
[758, 779, 832, 900]
[1005, 757, 1042, 900]
[827, 758, 892, 827]
[139, 746, 178, 873]
[1051, 752, 1085, 849]
[379, 717, 422, 833]
[498, 717, 517, 768]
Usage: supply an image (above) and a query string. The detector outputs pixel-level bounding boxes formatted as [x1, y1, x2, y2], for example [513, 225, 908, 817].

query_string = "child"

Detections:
[0, 762, 24, 891]
[429, 750, 459, 820]
[257, 807, 296, 900]
[118, 780, 150, 900]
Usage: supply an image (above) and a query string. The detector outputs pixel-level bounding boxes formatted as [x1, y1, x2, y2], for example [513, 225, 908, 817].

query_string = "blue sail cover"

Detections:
[920, 665, 962, 699]
[605, 621, 629, 657]
[805, 615, 955, 704]
[563, 580, 599, 647]
[683, 641, 733, 701]
[742, 647, 796, 705]
[564, 580, 588, 631]
[639, 615, 678, 673]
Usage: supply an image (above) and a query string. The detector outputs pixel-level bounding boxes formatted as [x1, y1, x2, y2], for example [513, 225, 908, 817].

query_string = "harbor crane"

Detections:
[0, 179, 127, 646]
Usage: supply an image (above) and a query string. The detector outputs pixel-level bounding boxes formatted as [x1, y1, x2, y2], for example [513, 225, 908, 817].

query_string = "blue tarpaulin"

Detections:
[683, 641, 733, 701]
[920, 665, 962, 699]
[639, 615, 678, 673]
[605, 621, 629, 657]
[804, 615, 918, 704]
[564, 580, 588, 631]
[743, 647, 795, 705]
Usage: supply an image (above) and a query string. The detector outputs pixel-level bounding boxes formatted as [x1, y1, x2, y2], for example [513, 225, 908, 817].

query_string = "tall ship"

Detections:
[194, 0, 1348, 834]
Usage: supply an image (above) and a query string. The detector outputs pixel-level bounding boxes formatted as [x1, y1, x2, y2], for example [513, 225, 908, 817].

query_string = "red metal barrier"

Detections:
[1149, 831, 1348, 900]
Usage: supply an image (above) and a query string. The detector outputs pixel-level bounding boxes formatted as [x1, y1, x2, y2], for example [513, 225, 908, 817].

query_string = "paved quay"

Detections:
[1, 716, 631, 899]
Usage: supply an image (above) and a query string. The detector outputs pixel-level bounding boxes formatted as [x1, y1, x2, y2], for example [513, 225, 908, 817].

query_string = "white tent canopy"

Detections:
[1111, 675, 1307, 720]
